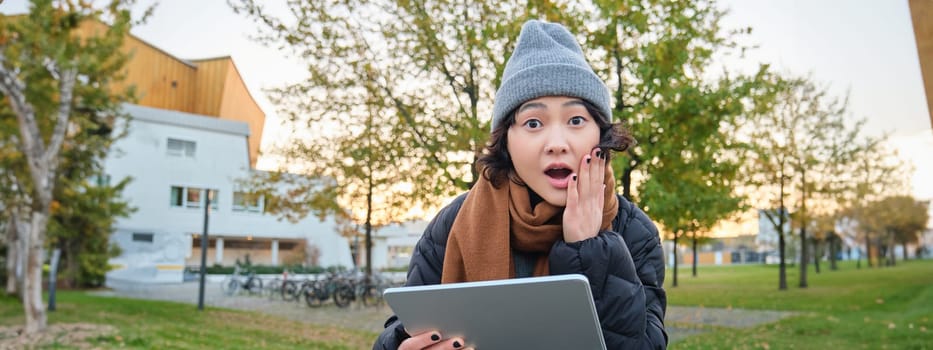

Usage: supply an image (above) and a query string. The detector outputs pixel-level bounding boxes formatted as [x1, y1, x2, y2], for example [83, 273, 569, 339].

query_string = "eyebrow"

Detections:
[562, 100, 586, 108]
[517, 99, 585, 114]
[517, 102, 546, 114]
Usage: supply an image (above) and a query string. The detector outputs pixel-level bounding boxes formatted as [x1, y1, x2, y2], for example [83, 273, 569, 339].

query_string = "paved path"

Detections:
[92, 282, 796, 344]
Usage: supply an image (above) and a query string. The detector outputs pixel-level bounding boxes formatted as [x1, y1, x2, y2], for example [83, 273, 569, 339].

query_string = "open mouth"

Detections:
[545, 167, 572, 180]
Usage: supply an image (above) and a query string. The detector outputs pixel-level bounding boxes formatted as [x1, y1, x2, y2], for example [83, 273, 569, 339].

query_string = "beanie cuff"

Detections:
[491, 64, 612, 130]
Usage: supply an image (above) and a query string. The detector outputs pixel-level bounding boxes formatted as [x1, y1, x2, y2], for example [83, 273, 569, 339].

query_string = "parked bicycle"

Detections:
[221, 265, 263, 296]
[307, 272, 349, 308]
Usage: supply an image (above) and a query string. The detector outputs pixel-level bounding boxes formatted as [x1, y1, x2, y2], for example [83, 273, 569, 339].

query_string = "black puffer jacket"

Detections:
[374, 193, 668, 349]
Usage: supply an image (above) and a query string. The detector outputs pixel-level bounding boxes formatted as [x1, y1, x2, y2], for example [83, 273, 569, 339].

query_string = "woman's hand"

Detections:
[563, 148, 606, 243]
[399, 330, 471, 350]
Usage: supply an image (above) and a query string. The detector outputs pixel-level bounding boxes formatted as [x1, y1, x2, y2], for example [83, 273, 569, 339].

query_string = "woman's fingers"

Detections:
[578, 151, 592, 201]
[567, 171, 579, 212]
[398, 330, 442, 350]
[425, 337, 467, 349]
[590, 148, 605, 196]
[564, 148, 607, 242]
[399, 331, 467, 350]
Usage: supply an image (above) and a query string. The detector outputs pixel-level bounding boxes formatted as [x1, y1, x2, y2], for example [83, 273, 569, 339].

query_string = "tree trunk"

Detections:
[23, 211, 49, 334]
[672, 232, 679, 287]
[887, 232, 896, 267]
[10, 215, 29, 299]
[829, 235, 838, 271]
[691, 232, 698, 277]
[813, 239, 821, 274]
[856, 246, 861, 269]
[620, 166, 634, 202]
[5, 215, 18, 296]
[865, 234, 873, 268]
[799, 227, 808, 288]
[63, 239, 81, 288]
[62, 244, 76, 289]
[778, 176, 787, 291]
[902, 242, 909, 262]
[365, 177, 373, 277]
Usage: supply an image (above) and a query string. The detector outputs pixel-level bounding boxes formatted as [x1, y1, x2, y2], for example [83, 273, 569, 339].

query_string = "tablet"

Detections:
[383, 274, 606, 350]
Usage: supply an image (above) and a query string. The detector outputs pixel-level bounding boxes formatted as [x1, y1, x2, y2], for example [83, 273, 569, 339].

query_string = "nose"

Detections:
[544, 128, 570, 154]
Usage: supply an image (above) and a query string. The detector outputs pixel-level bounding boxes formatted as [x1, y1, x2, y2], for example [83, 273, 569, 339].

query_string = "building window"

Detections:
[166, 138, 196, 157]
[89, 174, 111, 186]
[132, 233, 154, 243]
[170, 186, 219, 209]
[186, 187, 202, 208]
[233, 191, 264, 213]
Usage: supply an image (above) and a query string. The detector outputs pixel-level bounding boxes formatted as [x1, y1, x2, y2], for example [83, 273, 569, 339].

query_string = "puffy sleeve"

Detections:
[548, 201, 668, 349]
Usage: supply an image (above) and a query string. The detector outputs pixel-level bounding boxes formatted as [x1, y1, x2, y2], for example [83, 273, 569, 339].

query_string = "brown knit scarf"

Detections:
[441, 166, 619, 283]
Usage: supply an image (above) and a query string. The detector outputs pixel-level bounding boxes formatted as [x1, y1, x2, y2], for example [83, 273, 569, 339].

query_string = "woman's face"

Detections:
[507, 96, 601, 207]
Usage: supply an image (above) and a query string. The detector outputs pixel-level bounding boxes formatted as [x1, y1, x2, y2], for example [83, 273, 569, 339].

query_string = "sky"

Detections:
[2, 0, 932, 229]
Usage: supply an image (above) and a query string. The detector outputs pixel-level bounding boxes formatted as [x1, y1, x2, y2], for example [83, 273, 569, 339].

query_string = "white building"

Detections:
[367, 220, 428, 270]
[757, 208, 797, 264]
[104, 104, 353, 284]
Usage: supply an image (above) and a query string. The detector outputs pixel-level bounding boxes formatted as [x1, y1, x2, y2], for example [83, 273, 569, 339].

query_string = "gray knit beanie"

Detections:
[491, 20, 611, 131]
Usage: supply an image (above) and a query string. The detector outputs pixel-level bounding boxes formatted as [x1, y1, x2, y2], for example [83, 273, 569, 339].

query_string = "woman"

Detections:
[374, 19, 667, 350]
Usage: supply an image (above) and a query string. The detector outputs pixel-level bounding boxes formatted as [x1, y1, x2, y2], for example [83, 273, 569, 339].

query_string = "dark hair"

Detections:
[477, 99, 635, 188]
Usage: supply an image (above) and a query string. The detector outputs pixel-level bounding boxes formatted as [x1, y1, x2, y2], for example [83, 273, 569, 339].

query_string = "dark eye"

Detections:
[523, 119, 542, 129]
[569, 116, 586, 126]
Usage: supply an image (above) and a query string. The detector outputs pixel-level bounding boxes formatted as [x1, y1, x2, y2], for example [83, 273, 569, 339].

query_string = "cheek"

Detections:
[575, 129, 601, 151]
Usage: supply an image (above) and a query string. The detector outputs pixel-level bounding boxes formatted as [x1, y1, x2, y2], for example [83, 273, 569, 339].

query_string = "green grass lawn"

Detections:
[666, 259, 933, 349]
[1, 259, 931, 349]
[0, 292, 378, 349]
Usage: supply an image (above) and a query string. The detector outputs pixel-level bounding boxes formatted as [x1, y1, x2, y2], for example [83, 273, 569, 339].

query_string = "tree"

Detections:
[506, 1, 774, 209]
[782, 78, 858, 288]
[0, 0, 136, 333]
[810, 212, 839, 272]
[837, 136, 908, 268]
[741, 75, 798, 290]
[48, 175, 133, 287]
[861, 196, 929, 265]
[230, 0, 551, 275]
[231, 1, 773, 278]
[644, 160, 742, 287]
[1, 150, 29, 296]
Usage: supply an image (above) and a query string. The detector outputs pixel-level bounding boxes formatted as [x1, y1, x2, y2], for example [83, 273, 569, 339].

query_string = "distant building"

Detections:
[757, 208, 797, 263]
[368, 220, 428, 270]
[96, 23, 353, 285]
[919, 228, 933, 258]
[104, 105, 353, 284]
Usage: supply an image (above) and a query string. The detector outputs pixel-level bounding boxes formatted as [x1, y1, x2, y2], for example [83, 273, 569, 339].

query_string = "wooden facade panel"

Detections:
[909, 0, 933, 130]
[77, 20, 266, 166]
[81, 19, 201, 113]
[122, 37, 198, 113]
[190, 58, 228, 117]
[216, 59, 266, 168]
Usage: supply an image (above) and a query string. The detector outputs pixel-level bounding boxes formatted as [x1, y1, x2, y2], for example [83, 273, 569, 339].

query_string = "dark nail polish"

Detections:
[595, 150, 601, 158]
[586, 157, 591, 164]
[453, 341, 462, 348]
[572, 175, 577, 181]
[431, 334, 440, 341]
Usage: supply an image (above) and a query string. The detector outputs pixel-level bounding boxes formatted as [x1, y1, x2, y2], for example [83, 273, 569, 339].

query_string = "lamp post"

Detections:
[197, 189, 212, 311]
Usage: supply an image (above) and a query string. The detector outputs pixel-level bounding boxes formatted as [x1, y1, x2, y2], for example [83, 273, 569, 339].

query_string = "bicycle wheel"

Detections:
[332, 284, 354, 308]
[361, 285, 383, 306]
[305, 286, 326, 308]
[246, 277, 263, 295]
[281, 280, 299, 301]
[223, 278, 240, 296]
[264, 279, 280, 300]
